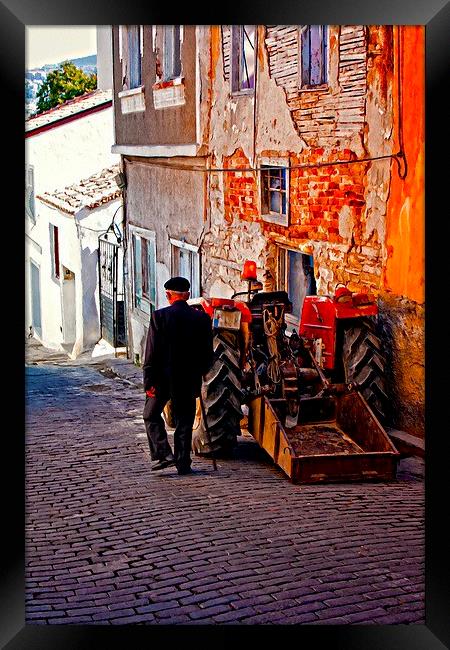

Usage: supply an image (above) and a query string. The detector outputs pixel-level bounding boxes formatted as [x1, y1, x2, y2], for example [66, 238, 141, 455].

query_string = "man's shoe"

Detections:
[151, 457, 175, 471]
[177, 467, 194, 475]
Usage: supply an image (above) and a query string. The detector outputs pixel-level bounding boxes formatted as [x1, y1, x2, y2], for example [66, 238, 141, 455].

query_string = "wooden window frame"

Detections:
[162, 25, 182, 82]
[260, 162, 289, 226]
[231, 25, 256, 95]
[299, 25, 328, 90]
[170, 238, 201, 299]
[130, 227, 157, 316]
[119, 25, 144, 91]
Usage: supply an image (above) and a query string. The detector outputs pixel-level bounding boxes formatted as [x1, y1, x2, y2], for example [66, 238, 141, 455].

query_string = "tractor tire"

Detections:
[341, 317, 388, 425]
[192, 329, 243, 456]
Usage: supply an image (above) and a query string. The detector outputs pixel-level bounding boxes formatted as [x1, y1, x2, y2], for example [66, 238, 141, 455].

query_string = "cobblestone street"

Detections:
[25, 348, 425, 625]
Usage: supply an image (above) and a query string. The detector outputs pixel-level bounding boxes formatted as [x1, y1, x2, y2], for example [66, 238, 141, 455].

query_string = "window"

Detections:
[50, 224, 60, 280]
[119, 25, 143, 90]
[25, 165, 35, 223]
[170, 239, 200, 298]
[231, 25, 256, 92]
[299, 25, 328, 87]
[278, 248, 316, 325]
[162, 25, 182, 81]
[261, 165, 289, 225]
[132, 230, 156, 315]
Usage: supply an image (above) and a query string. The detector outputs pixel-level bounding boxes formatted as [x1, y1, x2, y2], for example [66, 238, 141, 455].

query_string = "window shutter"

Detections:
[148, 238, 157, 310]
[140, 25, 144, 57]
[301, 26, 310, 86]
[25, 166, 35, 222]
[310, 25, 323, 86]
[133, 235, 142, 307]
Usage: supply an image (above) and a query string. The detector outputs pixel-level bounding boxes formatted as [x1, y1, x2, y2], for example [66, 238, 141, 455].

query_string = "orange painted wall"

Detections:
[384, 26, 425, 304]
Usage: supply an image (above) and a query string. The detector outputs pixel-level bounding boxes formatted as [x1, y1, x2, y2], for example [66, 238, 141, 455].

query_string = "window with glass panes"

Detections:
[261, 166, 288, 223]
[231, 25, 256, 92]
[162, 25, 182, 81]
[119, 25, 143, 89]
[300, 25, 328, 87]
[170, 240, 200, 298]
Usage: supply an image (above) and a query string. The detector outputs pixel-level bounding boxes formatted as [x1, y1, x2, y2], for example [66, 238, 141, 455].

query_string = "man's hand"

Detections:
[146, 387, 156, 398]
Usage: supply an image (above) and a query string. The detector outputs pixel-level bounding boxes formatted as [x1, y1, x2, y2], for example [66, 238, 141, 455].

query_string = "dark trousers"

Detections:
[143, 391, 196, 471]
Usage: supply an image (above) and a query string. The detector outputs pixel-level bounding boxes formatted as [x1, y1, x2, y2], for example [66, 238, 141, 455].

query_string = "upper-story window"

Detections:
[162, 25, 182, 81]
[119, 25, 143, 90]
[299, 25, 328, 88]
[25, 165, 35, 224]
[231, 25, 256, 93]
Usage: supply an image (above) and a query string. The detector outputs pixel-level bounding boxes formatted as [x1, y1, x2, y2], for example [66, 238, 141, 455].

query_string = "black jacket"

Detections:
[143, 300, 213, 397]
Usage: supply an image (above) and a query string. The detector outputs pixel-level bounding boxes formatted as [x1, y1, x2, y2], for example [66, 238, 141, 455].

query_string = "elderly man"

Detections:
[142, 276, 213, 475]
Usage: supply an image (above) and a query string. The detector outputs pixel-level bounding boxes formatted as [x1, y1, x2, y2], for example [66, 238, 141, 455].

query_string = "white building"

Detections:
[33, 166, 122, 358]
[25, 89, 121, 356]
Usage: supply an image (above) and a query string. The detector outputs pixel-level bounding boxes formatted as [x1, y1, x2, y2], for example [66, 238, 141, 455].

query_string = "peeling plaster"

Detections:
[364, 27, 395, 248]
[338, 205, 353, 240]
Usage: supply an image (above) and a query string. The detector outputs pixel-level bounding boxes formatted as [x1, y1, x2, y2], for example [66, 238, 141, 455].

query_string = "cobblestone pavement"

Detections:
[25, 352, 425, 625]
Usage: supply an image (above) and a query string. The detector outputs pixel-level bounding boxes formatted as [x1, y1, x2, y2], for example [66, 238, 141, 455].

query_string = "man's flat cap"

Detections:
[164, 276, 190, 292]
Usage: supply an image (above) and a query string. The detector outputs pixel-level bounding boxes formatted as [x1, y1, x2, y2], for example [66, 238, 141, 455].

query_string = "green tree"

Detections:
[35, 61, 97, 114]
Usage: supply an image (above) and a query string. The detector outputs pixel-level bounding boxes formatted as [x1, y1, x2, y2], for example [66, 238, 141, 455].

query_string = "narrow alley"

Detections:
[25, 348, 424, 625]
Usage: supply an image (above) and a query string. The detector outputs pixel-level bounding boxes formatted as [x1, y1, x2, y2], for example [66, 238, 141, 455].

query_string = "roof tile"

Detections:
[37, 164, 122, 215]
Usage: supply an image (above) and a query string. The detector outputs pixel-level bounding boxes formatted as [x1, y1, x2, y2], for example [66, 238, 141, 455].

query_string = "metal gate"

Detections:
[98, 233, 127, 348]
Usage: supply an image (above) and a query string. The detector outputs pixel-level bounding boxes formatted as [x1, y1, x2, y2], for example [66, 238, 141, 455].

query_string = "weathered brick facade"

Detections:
[202, 25, 424, 438]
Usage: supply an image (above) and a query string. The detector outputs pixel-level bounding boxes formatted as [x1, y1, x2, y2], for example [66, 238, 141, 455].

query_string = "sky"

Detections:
[25, 26, 97, 69]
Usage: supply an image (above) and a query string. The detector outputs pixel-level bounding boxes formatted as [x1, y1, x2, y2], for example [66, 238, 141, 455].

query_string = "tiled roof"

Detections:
[37, 165, 122, 215]
[25, 89, 112, 133]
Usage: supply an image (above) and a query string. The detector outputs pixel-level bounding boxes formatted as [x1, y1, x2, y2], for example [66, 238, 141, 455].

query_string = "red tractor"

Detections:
[187, 261, 388, 461]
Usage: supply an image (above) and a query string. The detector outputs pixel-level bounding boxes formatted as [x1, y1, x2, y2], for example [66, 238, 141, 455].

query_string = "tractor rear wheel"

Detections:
[341, 317, 388, 425]
[192, 329, 243, 456]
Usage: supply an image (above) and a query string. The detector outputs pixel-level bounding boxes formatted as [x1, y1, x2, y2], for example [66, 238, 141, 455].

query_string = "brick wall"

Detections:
[219, 146, 382, 296]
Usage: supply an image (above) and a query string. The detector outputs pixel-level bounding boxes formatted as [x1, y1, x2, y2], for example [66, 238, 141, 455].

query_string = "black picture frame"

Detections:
[5, 0, 449, 647]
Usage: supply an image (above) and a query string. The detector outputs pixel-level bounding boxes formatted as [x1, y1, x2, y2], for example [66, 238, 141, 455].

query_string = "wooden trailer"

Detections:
[248, 391, 399, 484]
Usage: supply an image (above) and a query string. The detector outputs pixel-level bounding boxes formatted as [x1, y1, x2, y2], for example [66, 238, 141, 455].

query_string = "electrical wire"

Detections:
[396, 25, 408, 180]
[127, 152, 404, 176]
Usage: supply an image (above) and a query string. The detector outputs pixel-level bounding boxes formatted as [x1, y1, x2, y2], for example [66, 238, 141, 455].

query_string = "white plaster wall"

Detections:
[25, 107, 118, 195]
[30, 203, 80, 350]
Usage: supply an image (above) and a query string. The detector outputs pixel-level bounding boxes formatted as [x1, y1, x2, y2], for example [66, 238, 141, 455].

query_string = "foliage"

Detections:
[35, 61, 97, 114]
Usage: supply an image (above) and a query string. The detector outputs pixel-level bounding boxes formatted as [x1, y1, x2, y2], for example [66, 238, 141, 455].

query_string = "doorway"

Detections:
[61, 266, 76, 345]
